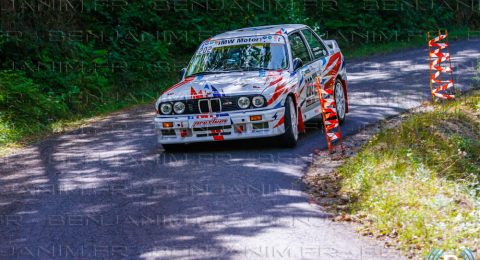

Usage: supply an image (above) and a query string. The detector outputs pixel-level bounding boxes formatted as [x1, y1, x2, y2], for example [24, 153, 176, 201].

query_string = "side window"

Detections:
[301, 29, 328, 59]
[288, 33, 311, 64]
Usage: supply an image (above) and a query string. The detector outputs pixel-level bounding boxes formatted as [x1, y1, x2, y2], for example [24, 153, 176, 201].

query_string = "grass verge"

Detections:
[336, 91, 480, 256]
[0, 78, 176, 157]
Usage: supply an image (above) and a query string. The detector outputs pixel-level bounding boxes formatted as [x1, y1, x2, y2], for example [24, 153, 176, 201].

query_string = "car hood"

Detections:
[159, 70, 292, 102]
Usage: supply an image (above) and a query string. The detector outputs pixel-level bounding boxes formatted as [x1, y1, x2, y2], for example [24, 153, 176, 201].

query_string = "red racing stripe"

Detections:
[213, 135, 224, 141]
[162, 76, 195, 95]
[324, 58, 342, 88]
[267, 83, 286, 105]
[325, 52, 341, 70]
[268, 77, 283, 87]
[273, 116, 285, 128]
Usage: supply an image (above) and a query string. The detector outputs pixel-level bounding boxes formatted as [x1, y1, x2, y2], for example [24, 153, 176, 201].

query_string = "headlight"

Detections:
[252, 96, 265, 107]
[173, 102, 186, 114]
[160, 103, 172, 114]
[237, 96, 250, 109]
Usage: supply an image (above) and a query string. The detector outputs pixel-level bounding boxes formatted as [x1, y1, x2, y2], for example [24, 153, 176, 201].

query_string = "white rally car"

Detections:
[155, 24, 348, 149]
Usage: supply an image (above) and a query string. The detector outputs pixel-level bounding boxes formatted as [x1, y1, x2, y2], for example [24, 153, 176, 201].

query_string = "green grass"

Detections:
[337, 91, 480, 255]
[0, 78, 176, 156]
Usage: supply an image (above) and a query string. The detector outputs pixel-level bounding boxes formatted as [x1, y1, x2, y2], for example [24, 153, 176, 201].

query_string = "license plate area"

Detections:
[188, 115, 230, 129]
[192, 125, 231, 132]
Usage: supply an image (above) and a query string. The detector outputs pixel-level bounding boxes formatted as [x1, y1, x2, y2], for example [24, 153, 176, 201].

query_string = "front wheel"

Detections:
[279, 96, 299, 147]
[334, 79, 346, 124]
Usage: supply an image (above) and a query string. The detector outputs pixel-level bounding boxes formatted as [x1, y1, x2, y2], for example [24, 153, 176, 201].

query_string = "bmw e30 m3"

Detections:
[154, 24, 348, 149]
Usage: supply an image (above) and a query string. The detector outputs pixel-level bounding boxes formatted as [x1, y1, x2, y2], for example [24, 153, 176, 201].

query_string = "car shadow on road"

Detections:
[2, 41, 478, 259]
[0, 107, 339, 259]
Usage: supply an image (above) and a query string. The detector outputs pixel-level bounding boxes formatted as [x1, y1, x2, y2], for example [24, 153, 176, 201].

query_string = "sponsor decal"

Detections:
[192, 118, 228, 128]
[272, 112, 278, 120]
[215, 113, 229, 117]
[190, 87, 208, 100]
[275, 28, 287, 35]
[208, 84, 225, 97]
[213, 135, 224, 141]
[189, 84, 225, 99]
[200, 35, 285, 51]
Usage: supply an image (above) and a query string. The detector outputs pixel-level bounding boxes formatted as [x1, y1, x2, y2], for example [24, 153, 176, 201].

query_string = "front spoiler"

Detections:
[154, 107, 286, 144]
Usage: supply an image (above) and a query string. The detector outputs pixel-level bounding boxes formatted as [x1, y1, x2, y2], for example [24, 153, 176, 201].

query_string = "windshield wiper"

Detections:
[237, 67, 278, 72]
[238, 67, 261, 71]
[188, 71, 227, 77]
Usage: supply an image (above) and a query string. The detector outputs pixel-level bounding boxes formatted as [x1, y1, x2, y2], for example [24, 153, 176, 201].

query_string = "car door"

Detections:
[287, 32, 314, 122]
[298, 28, 331, 120]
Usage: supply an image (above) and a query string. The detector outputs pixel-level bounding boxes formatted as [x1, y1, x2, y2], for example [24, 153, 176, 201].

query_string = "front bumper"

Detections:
[154, 107, 286, 144]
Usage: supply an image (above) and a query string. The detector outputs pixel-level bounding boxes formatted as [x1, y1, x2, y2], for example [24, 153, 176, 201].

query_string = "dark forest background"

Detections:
[0, 0, 479, 144]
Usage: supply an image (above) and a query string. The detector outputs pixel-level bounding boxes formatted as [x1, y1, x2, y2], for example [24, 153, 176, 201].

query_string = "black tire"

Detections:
[334, 78, 347, 124]
[279, 96, 299, 147]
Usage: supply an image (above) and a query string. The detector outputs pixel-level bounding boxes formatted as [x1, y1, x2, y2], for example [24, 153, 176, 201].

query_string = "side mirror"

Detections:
[292, 58, 303, 71]
[179, 68, 187, 81]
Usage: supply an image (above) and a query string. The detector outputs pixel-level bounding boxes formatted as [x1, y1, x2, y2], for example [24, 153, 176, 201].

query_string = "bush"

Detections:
[0, 71, 66, 123]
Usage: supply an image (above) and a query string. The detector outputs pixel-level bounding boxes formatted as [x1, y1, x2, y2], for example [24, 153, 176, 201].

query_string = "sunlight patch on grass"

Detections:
[338, 91, 480, 255]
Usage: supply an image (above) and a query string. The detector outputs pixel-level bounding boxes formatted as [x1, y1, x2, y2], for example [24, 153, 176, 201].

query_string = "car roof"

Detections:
[210, 24, 307, 40]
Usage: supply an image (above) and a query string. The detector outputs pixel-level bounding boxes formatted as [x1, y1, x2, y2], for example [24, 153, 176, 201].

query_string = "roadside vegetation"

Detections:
[344, 28, 472, 59]
[1, 0, 479, 153]
[337, 83, 480, 254]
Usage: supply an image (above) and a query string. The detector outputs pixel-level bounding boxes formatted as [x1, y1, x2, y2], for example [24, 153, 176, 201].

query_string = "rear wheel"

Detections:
[279, 96, 298, 147]
[334, 79, 346, 124]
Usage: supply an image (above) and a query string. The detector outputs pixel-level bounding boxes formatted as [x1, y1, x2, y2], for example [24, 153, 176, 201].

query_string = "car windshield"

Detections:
[186, 35, 288, 76]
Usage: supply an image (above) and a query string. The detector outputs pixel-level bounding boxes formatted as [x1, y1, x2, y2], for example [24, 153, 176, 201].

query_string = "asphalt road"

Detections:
[1, 39, 479, 260]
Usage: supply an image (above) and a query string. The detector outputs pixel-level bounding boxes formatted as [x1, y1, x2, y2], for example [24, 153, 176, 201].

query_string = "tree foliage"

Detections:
[0, 0, 478, 143]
